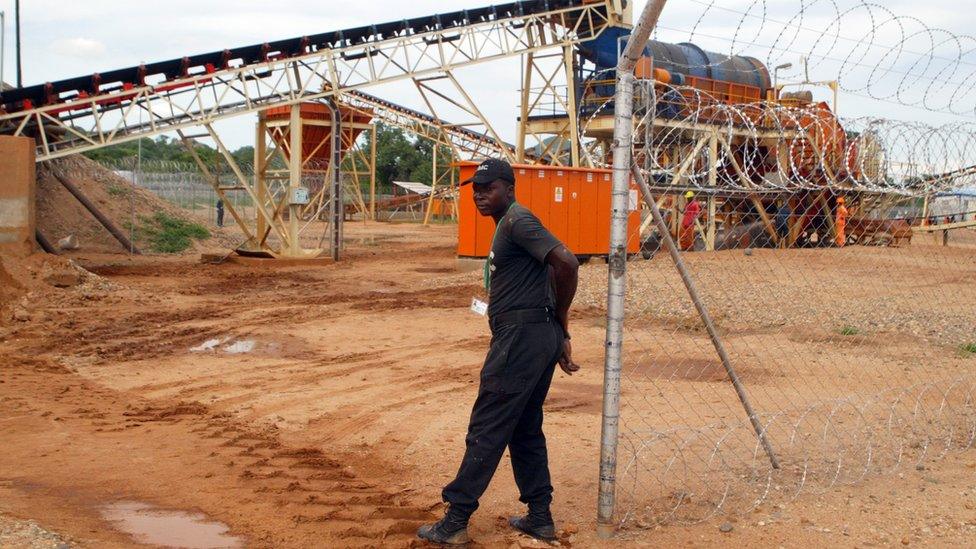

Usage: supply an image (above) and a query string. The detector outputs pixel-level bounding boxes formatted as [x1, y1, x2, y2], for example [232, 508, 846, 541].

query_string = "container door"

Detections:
[549, 169, 569, 243]
[514, 167, 532, 207]
[579, 170, 600, 254]
[567, 171, 582, 253]
[597, 171, 612, 253]
[506, 167, 534, 254]
[457, 164, 477, 257]
[529, 167, 551, 229]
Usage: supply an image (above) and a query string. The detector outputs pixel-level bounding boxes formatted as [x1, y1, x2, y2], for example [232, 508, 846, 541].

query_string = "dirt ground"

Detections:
[2, 221, 976, 548]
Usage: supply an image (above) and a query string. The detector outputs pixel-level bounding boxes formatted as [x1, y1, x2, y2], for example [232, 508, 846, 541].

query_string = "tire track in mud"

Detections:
[0, 353, 435, 547]
[204, 343, 486, 446]
[23, 305, 233, 364]
[4, 262, 486, 545]
[122, 401, 436, 546]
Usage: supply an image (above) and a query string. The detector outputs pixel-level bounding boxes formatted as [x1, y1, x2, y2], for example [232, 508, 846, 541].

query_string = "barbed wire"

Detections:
[609, 207, 976, 526]
[656, 0, 976, 117]
[577, 82, 976, 196]
[596, 2, 976, 528]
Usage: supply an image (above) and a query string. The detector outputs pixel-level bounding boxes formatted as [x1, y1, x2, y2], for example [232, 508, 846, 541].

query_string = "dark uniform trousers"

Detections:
[442, 310, 564, 517]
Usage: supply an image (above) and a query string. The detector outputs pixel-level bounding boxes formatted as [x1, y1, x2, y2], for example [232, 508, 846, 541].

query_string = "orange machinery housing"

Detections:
[457, 162, 641, 259]
[263, 102, 373, 163]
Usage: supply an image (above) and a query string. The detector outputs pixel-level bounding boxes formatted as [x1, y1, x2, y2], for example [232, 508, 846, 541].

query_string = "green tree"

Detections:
[231, 145, 255, 168]
[83, 135, 248, 169]
[85, 124, 449, 194]
[359, 123, 441, 194]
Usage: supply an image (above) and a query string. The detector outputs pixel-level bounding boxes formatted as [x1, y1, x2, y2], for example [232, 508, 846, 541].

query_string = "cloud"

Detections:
[49, 38, 106, 58]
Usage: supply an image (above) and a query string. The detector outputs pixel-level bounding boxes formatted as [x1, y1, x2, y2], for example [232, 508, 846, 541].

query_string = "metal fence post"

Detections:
[598, 0, 669, 537]
[597, 68, 634, 538]
[327, 98, 342, 260]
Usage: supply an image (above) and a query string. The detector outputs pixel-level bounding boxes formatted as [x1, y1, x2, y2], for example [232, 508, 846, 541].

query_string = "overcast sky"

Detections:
[2, 0, 973, 151]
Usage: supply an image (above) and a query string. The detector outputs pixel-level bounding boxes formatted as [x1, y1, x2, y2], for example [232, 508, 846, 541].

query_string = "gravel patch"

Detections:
[0, 515, 74, 549]
[417, 243, 976, 345]
[576, 245, 976, 344]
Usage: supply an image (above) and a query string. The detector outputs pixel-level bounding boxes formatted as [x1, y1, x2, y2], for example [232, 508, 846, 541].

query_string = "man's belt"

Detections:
[489, 307, 551, 330]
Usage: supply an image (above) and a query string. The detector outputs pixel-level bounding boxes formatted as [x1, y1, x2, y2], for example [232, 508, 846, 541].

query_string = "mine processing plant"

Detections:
[1, 0, 968, 259]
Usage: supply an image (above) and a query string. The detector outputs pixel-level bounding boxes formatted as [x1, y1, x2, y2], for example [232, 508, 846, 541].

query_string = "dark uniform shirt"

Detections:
[486, 204, 562, 318]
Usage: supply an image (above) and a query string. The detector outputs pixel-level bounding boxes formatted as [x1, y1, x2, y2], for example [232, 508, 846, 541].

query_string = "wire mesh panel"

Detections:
[97, 159, 256, 226]
[593, 0, 976, 530]
[605, 238, 976, 526]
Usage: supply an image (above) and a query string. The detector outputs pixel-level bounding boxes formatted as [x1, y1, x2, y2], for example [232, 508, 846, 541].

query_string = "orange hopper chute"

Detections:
[263, 102, 373, 163]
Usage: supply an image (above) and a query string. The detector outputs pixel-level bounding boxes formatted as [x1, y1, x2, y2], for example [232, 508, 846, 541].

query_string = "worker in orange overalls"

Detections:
[679, 191, 702, 251]
[835, 196, 848, 247]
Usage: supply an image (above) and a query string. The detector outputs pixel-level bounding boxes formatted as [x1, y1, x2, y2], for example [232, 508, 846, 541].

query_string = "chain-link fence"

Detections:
[595, 0, 976, 532]
[98, 157, 382, 226]
[101, 159, 258, 228]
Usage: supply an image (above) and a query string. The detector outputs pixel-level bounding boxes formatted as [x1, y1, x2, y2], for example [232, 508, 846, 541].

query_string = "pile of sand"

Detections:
[35, 155, 238, 254]
[2, 155, 245, 323]
[0, 252, 113, 323]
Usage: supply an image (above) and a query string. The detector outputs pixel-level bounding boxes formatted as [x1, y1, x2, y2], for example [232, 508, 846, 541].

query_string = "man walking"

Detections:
[418, 158, 580, 545]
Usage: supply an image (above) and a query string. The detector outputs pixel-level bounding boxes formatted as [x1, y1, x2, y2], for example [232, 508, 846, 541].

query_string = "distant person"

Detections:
[679, 191, 702, 251]
[417, 158, 580, 545]
[835, 196, 848, 247]
[775, 200, 792, 240]
[216, 199, 225, 227]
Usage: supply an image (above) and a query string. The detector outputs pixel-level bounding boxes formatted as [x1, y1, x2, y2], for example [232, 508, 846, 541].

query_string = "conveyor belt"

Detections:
[344, 89, 517, 158]
[0, 0, 614, 161]
[0, 1, 590, 113]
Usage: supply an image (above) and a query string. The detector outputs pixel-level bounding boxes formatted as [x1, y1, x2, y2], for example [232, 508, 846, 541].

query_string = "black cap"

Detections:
[462, 158, 515, 186]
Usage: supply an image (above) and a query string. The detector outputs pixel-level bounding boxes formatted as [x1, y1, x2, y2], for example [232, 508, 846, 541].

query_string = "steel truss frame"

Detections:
[335, 124, 377, 220]
[517, 44, 586, 167]
[3, 1, 616, 162]
[631, 118, 887, 251]
[345, 70, 528, 225]
[424, 141, 459, 225]
[342, 92, 464, 224]
[343, 90, 512, 160]
[409, 70, 508, 222]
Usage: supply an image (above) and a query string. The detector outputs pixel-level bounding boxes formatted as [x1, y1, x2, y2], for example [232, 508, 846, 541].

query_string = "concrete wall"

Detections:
[0, 136, 36, 257]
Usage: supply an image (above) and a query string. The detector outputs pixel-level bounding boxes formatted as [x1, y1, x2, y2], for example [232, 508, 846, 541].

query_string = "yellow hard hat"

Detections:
[685, 191, 694, 199]
[837, 196, 845, 204]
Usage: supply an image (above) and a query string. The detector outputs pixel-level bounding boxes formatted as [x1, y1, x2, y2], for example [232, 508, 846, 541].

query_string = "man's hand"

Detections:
[557, 338, 580, 375]
[544, 245, 579, 376]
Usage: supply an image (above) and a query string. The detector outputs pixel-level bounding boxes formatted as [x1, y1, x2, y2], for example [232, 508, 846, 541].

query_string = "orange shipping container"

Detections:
[456, 162, 641, 258]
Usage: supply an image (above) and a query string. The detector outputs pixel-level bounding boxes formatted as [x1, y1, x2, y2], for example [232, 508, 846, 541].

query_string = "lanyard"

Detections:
[483, 202, 517, 291]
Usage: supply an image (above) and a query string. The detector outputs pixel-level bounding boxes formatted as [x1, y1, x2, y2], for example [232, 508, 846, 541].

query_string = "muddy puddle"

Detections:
[187, 333, 313, 359]
[189, 337, 258, 355]
[101, 501, 242, 548]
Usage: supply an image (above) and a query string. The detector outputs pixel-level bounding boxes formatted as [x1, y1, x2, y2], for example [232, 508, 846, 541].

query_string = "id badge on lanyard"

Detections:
[470, 297, 488, 316]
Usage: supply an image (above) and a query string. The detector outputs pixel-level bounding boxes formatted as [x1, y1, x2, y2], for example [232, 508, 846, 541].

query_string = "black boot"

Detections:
[417, 506, 471, 545]
[508, 506, 556, 543]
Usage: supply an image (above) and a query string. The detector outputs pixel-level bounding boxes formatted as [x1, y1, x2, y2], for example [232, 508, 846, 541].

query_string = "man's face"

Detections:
[473, 178, 513, 217]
